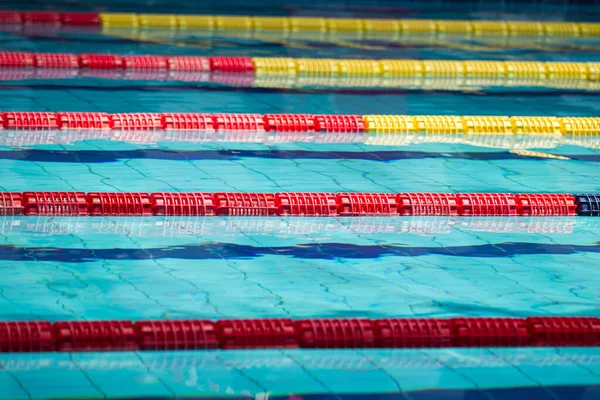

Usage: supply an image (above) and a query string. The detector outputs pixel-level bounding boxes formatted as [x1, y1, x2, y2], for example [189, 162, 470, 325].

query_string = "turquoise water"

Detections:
[0, 348, 599, 399]
[1, 214, 599, 321]
[1, 1, 600, 399]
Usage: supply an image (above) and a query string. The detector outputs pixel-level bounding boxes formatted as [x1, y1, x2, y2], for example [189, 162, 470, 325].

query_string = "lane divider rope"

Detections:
[1, 192, 598, 217]
[2, 68, 599, 92]
[1, 317, 598, 352]
[1, 112, 598, 149]
[1, 11, 598, 38]
[1, 53, 598, 83]
[0, 112, 599, 136]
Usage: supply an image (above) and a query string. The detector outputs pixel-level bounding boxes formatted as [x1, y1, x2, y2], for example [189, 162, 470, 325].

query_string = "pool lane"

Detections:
[0, 141, 598, 194]
[0, 348, 599, 399]
[0, 215, 597, 321]
[0, 85, 597, 115]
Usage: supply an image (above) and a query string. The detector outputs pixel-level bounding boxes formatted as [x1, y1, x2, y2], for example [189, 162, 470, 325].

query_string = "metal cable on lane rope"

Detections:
[1, 11, 599, 38]
[0, 316, 598, 352]
[0, 192, 598, 217]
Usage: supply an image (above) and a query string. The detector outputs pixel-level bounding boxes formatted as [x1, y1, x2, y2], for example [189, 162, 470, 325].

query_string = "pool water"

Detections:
[0, 0, 600, 399]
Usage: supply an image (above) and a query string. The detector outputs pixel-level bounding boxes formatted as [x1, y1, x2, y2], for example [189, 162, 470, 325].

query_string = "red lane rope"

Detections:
[0, 192, 586, 217]
[1, 317, 598, 352]
[0, 52, 238, 72]
[0, 112, 366, 132]
[0, 11, 100, 26]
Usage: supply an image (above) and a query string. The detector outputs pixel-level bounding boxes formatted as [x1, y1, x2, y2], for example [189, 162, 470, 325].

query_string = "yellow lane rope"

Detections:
[362, 116, 599, 149]
[250, 58, 598, 80]
[100, 13, 600, 38]
[102, 27, 600, 53]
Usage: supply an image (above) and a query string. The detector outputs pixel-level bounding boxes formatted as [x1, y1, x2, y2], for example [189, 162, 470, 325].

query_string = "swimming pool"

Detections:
[0, 1, 599, 399]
